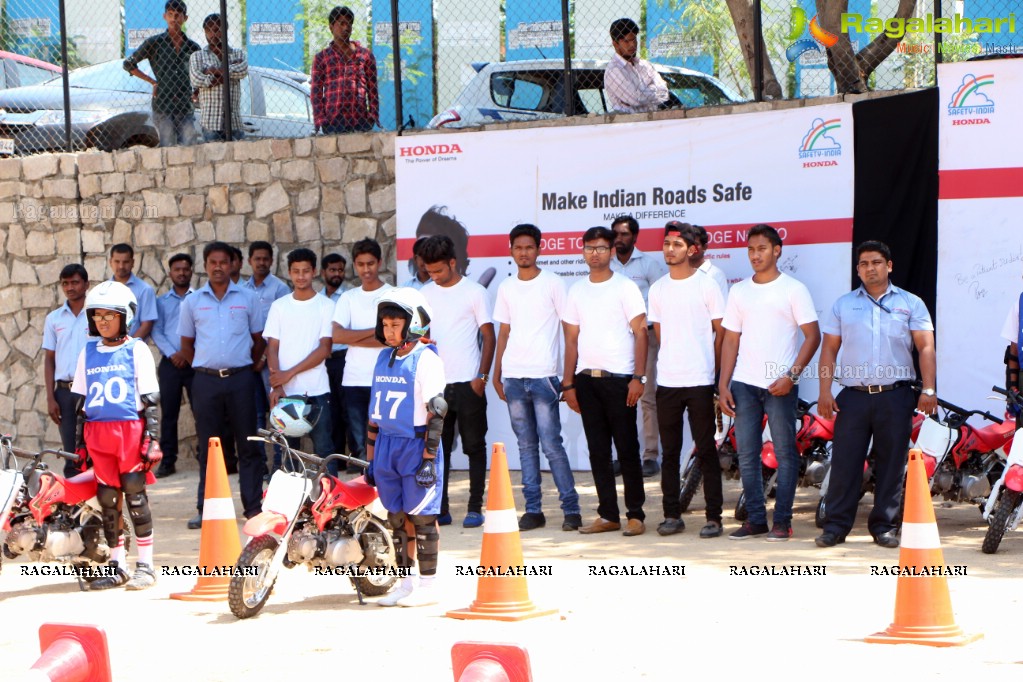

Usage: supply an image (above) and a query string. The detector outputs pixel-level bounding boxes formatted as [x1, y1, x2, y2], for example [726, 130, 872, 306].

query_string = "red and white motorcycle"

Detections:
[982, 387, 1023, 554]
[229, 429, 401, 619]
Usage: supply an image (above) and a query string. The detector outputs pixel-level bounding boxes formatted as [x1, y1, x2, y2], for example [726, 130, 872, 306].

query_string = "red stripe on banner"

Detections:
[939, 167, 1023, 200]
[397, 218, 852, 259]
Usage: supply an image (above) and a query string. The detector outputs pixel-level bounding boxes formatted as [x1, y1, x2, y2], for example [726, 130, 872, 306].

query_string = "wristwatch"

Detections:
[477, 373, 489, 382]
[921, 387, 936, 397]
[632, 375, 647, 385]
[787, 369, 801, 385]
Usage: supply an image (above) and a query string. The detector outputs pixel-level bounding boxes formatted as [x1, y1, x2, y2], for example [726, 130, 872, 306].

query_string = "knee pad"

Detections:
[414, 523, 439, 576]
[119, 471, 147, 495]
[125, 490, 153, 537]
[96, 484, 122, 547]
[408, 513, 437, 527]
[387, 511, 407, 529]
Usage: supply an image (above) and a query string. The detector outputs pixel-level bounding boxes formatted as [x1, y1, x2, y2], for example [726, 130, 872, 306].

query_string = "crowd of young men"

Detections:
[43, 219, 935, 553]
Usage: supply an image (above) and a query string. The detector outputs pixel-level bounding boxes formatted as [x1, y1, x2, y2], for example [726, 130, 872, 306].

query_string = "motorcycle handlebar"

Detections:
[249, 430, 370, 475]
[992, 385, 1023, 408]
[10, 446, 80, 462]
[934, 396, 1000, 423]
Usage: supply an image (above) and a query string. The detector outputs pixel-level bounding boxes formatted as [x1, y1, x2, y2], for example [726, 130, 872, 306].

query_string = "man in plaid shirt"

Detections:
[189, 13, 248, 141]
[311, 6, 379, 134]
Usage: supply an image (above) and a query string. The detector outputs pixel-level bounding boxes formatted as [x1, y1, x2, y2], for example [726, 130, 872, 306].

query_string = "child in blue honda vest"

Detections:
[71, 281, 163, 590]
[366, 288, 447, 607]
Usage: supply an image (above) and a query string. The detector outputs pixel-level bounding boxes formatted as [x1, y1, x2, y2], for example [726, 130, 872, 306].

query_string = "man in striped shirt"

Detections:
[189, 13, 247, 141]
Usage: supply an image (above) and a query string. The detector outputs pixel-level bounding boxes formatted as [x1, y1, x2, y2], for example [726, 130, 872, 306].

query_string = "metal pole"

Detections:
[389, 0, 404, 132]
[560, 0, 573, 116]
[752, 0, 764, 102]
[58, 0, 72, 152]
[220, 0, 233, 139]
[933, 0, 943, 65]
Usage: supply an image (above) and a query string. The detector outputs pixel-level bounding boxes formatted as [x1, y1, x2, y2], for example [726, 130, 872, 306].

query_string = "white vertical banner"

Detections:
[396, 105, 854, 470]
[937, 59, 1023, 414]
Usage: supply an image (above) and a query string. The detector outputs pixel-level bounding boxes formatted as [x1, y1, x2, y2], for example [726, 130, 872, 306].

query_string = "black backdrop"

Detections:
[851, 88, 940, 322]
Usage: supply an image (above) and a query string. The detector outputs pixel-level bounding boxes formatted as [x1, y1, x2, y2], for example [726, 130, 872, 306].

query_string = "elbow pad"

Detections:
[142, 392, 160, 440]
[73, 395, 87, 450]
[424, 395, 448, 458]
[1006, 345, 1019, 390]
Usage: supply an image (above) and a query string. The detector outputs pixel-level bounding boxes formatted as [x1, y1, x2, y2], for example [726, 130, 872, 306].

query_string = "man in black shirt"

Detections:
[124, 1, 201, 147]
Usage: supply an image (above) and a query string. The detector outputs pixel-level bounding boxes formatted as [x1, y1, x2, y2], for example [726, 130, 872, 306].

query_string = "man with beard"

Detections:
[604, 17, 669, 113]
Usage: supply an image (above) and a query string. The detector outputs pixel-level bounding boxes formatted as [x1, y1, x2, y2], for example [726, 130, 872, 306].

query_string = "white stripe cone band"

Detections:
[482, 508, 518, 534]
[202, 498, 235, 522]
[899, 522, 941, 550]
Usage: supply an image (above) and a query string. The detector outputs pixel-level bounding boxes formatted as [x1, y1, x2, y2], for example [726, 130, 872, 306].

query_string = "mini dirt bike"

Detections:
[982, 387, 1023, 554]
[1, 436, 132, 590]
[916, 395, 1010, 507]
[228, 429, 401, 619]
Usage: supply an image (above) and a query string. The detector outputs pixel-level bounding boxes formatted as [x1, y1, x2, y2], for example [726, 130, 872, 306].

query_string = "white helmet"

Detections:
[269, 396, 322, 438]
[85, 281, 137, 338]
[374, 288, 432, 346]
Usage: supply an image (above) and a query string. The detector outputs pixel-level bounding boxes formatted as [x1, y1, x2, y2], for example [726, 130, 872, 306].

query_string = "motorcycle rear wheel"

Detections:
[228, 535, 279, 619]
[982, 490, 1021, 555]
[678, 455, 703, 514]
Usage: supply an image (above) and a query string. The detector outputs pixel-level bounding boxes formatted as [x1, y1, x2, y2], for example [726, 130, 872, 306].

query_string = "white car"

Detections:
[428, 58, 743, 129]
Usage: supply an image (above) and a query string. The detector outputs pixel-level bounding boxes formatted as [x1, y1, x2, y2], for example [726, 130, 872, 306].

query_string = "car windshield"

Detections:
[42, 60, 154, 93]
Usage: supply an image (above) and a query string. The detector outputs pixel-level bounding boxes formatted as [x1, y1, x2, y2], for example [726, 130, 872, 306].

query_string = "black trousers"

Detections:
[440, 381, 488, 516]
[824, 385, 915, 536]
[325, 352, 356, 456]
[191, 370, 263, 518]
[54, 385, 80, 477]
[157, 357, 194, 467]
[576, 374, 645, 522]
[657, 384, 722, 521]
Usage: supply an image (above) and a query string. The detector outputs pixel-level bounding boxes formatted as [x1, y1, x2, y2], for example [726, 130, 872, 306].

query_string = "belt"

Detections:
[846, 381, 912, 394]
[578, 369, 632, 380]
[330, 350, 347, 359]
[194, 365, 253, 378]
[55, 380, 73, 390]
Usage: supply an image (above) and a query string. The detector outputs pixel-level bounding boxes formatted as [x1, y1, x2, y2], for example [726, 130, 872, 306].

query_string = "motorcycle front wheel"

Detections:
[982, 490, 1022, 555]
[678, 455, 703, 514]
[228, 535, 279, 619]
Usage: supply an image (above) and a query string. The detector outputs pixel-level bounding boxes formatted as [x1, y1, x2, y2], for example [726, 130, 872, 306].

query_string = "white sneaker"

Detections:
[377, 576, 414, 607]
[396, 577, 437, 608]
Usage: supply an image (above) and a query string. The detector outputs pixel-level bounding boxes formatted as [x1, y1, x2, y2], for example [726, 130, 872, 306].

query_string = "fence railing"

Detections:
[0, 0, 1018, 154]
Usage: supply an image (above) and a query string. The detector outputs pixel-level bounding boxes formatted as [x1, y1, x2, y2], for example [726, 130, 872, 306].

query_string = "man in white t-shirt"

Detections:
[493, 224, 581, 532]
[264, 248, 336, 471]
[563, 226, 649, 537]
[420, 235, 495, 529]
[689, 224, 730, 302]
[649, 222, 725, 538]
[718, 225, 820, 541]
[610, 215, 668, 479]
[332, 239, 392, 463]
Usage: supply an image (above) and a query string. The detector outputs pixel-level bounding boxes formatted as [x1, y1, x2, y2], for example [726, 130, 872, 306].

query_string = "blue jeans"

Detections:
[343, 386, 371, 460]
[283, 394, 336, 474]
[731, 380, 799, 526]
[202, 128, 244, 142]
[153, 110, 197, 147]
[321, 120, 373, 134]
[503, 377, 579, 516]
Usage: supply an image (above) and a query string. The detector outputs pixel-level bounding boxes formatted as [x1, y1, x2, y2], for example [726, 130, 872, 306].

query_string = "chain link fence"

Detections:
[0, 0, 1018, 154]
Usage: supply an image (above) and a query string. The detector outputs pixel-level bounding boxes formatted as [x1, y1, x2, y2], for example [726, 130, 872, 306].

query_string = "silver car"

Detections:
[428, 58, 743, 129]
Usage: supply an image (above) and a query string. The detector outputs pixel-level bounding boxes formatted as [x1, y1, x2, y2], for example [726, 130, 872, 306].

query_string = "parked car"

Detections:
[428, 58, 743, 129]
[0, 51, 61, 90]
[0, 59, 313, 155]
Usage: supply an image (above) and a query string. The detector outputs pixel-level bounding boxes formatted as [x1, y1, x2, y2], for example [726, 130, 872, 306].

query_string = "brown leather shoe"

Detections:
[578, 517, 621, 534]
[623, 519, 646, 537]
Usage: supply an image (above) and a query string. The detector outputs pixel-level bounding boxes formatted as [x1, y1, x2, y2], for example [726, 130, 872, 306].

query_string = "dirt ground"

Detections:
[3, 461, 1023, 681]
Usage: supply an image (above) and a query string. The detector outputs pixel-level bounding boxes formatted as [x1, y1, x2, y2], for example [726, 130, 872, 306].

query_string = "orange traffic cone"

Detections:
[26, 623, 112, 682]
[446, 443, 557, 622]
[171, 437, 242, 601]
[865, 448, 982, 646]
[451, 642, 532, 682]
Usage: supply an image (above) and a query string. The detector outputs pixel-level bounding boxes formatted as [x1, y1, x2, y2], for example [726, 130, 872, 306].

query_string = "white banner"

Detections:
[937, 59, 1023, 417]
[396, 106, 854, 470]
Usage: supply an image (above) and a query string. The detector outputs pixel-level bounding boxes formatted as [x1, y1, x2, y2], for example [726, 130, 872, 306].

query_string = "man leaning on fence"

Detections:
[190, 13, 248, 142]
[311, 6, 379, 134]
[604, 17, 669, 114]
[123, 1, 201, 147]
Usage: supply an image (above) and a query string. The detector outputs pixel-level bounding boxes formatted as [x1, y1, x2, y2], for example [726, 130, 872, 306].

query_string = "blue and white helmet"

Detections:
[374, 287, 432, 346]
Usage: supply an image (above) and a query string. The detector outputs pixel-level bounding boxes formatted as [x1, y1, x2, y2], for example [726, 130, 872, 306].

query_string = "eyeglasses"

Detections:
[583, 246, 611, 254]
[91, 313, 119, 322]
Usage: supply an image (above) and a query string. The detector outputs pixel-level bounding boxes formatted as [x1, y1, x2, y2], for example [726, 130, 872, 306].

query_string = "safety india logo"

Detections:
[798, 117, 842, 168]
[947, 73, 994, 126]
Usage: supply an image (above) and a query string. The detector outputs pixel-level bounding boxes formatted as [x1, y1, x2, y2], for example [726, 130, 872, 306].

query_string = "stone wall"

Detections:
[0, 132, 397, 460]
